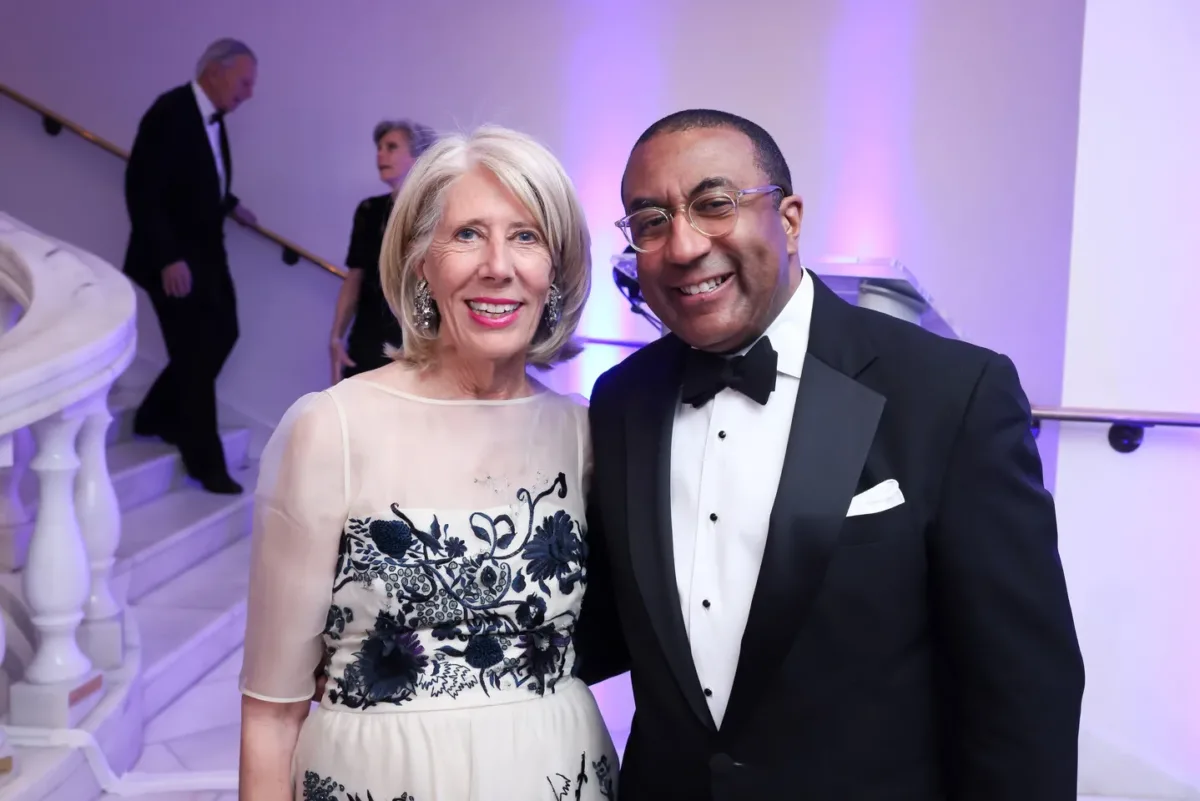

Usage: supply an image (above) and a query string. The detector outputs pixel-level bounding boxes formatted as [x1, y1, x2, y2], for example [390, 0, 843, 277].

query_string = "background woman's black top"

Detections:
[344, 193, 403, 375]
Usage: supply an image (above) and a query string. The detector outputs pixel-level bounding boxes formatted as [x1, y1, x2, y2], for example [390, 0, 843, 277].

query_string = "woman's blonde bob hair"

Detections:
[379, 125, 592, 369]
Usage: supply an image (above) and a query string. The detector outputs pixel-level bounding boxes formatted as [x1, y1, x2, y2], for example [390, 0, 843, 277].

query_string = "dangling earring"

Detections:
[543, 283, 563, 331]
[414, 278, 438, 332]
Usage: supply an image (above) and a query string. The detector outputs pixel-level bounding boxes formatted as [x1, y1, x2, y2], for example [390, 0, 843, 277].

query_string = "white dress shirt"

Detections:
[670, 269, 815, 728]
[190, 81, 226, 197]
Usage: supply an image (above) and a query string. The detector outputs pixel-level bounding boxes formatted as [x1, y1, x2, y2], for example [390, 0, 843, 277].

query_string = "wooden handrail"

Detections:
[0, 81, 346, 278]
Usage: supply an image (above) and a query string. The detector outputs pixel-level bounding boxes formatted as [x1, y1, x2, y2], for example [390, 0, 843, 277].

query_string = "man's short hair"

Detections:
[373, 120, 438, 158]
[629, 109, 793, 199]
[195, 38, 256, 78]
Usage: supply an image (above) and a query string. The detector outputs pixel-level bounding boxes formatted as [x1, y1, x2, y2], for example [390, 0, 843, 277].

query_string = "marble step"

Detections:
[111, 462, 256, 606]
[4, 534, 252, 801]
[132, 533, 252, 720]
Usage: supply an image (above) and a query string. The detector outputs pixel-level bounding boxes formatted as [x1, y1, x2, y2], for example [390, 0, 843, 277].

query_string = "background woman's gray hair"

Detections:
[373, 120, 438, 158]
[195, 38, 257, 77]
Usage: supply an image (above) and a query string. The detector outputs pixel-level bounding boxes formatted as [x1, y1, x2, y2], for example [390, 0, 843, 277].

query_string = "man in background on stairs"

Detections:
[122, 38, 258, 495]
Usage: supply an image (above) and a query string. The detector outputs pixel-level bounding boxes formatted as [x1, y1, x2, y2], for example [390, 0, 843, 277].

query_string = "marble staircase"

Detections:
[1, 377, 255, 801]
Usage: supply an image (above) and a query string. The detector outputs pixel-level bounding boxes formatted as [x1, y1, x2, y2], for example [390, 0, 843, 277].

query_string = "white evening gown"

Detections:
[239, 376, 617, 800]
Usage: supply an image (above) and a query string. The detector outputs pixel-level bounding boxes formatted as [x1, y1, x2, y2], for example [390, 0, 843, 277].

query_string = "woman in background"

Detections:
[329, 119, 437, 384]
[239, 125, 618, 800]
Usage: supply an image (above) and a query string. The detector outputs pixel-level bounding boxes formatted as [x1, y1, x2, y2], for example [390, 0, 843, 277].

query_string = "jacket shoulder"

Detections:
[141, 85, 193, 122]
[591, 335, 679, 403]
[853, 302, 997, 369]
[845, 303, 1024, 412]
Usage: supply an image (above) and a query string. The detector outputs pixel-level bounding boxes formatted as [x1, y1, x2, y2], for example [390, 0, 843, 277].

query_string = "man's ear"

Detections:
[781, 195, 804, 254]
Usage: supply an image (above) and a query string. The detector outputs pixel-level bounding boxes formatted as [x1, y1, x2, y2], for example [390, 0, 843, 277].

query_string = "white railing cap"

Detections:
[0, 212, 136, 433]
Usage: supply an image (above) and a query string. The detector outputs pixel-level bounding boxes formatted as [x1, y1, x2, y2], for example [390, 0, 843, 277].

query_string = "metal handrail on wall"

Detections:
[1031, 406, 1200, 453]
[0, 82, 346, 279]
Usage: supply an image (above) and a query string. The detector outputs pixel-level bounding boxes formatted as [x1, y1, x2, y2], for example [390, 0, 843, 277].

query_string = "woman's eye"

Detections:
[514, 230, 541, 244]
[455, 228, 480, 242]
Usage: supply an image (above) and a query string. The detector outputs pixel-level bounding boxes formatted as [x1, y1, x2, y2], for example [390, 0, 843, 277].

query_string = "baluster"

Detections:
[76, 387, 124, 669]
[0, 427, 32, 570]
[8, 411, 102, 728]
[0, 291, 19, 333]
[0, 607, 12, 784]
[0, 428, 25, 778]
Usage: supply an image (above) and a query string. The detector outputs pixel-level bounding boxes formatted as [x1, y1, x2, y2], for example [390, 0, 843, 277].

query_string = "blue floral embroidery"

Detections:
[527, 509, 587, 594]
[329, 610, 429, 710]
[303, 757, 610, 801]
[302, 770, 416, 801]
[547, 752, 616, 800]
[327, 472, 587, 707]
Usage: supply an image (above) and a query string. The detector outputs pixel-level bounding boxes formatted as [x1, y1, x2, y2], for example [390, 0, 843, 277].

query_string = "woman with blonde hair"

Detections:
[238, 126, 617, 799]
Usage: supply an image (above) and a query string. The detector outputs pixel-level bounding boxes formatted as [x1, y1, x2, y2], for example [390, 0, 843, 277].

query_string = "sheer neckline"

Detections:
[347, 375, 553, 406]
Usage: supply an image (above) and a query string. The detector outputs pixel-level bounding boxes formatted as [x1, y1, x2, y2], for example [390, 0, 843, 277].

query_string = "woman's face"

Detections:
[377, 129, 415, 188]
[422, 165, 554, 367]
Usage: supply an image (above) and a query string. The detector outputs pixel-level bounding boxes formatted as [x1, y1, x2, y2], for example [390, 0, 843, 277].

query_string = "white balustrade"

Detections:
[0, 429, 28, 786]
[0, 427, 31, 543]
[0, 589, 9, 786]
[24, 412, 91, 684]
[76, 389, 125, 669]
[0, 212, 136, 729]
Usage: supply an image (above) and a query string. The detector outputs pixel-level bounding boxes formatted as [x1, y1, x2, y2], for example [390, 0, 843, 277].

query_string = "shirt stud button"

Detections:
[709, 512, 718, 522]
[702, 599, 711, 609]
[718, 430, 727, 439]
[704, 688, 713, 697]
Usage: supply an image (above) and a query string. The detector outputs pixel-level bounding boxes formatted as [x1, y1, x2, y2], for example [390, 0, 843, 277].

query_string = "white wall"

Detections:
[1057, 0, 1200, 796]
[0, 0, 1084, 447]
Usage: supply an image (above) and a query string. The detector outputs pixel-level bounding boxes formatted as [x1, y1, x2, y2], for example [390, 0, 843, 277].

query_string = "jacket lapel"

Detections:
[720, 276, 885, 737]
[624, 339, 716, 729]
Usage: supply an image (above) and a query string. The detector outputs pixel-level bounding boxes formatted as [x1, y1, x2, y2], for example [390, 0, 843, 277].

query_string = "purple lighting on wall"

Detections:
[823, 0, 916, 258]
[554, 1, 668, 402]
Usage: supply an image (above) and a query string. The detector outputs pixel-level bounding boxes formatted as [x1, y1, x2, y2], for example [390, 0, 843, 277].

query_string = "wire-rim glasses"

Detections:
[614, 184, 783, 253]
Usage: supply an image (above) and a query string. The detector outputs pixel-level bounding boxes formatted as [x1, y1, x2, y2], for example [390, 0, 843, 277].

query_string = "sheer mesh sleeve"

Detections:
[239, 391, 348, 702]
[569, 393, 592, 496]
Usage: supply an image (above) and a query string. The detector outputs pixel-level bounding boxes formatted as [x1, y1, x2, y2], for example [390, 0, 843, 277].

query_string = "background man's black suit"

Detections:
[123, 84, 240, 486]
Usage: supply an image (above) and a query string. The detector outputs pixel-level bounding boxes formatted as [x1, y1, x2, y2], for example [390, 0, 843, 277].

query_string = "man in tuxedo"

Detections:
[575, 109, 1085, 800]
[123, 38, 258, 494]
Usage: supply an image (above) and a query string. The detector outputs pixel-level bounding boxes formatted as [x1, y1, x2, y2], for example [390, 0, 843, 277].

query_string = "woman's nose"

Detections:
[478, 238, 515, 280]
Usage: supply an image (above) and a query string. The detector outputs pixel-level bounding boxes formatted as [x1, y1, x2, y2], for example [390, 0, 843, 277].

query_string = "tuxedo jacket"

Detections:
[123, 84, 238, 288]
[576, 274, 1084, 801]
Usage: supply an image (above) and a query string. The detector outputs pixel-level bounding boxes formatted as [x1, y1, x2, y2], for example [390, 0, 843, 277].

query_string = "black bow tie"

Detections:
[207, 111, 225, 125]
[680, 336, 778, 408]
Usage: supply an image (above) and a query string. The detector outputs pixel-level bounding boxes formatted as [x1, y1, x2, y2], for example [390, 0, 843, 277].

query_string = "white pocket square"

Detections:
[846, 479, 905, 517]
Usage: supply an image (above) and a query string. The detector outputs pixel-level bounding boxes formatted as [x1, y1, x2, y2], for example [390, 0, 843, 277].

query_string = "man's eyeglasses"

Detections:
[614, 185, 783, 253]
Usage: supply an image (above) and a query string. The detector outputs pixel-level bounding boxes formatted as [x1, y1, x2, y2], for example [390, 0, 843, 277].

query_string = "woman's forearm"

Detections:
[239, 696, 310, 801]
[330, 268, 365, 343]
